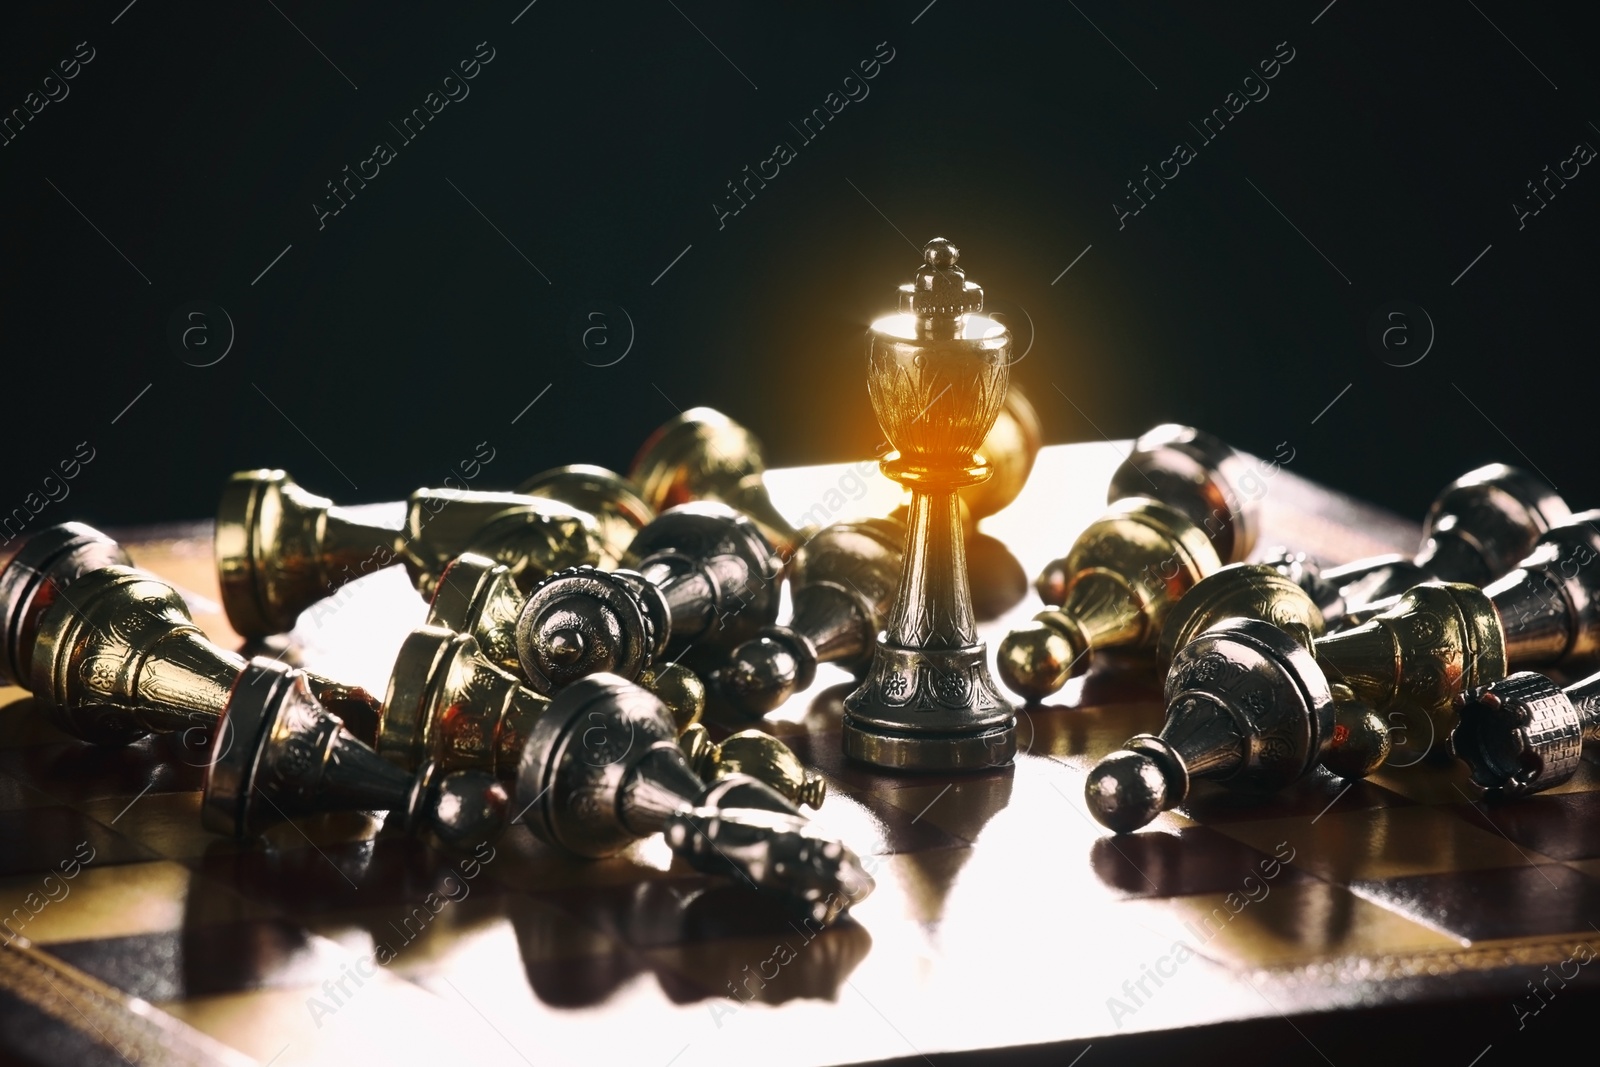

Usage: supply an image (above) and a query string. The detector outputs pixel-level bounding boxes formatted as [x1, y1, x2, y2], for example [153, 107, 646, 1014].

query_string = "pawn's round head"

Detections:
[1085, 748, 1171, 833]
[421, 768, 508, 852]
[719, 634, 808, 717]
[1322, 694, 1392, 780]
[996, 617, 1084, 700]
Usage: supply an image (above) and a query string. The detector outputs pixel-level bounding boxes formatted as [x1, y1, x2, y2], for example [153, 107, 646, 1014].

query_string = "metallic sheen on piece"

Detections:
[514, 503, 781, 692]
[1450, 669, 1600, 797]
[514, 675, 871, 925]
[425, 553, 704, 732]
[681, 723, 827, 809]
[841, 238, 1017, 770]
[214, 468, 601, 638]
[0, 522, 131, 687]
[1086, 618, 1337, 833]
[376, 625, 549, 783]
[1107, 424, 1261, 565]
[1322, 464, 1570, 619]
[514, 464, 655, 569]
[1157, 563, 1389, 778]
[203, 658, 507, 850]
[718, 517, 902, 718]
[25, 564, 381, 747]
[1316, 509, 1600, 731]
[998, 498, 1222, 700]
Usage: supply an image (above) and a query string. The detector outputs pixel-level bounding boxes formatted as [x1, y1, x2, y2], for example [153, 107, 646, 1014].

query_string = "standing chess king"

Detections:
[842, 238, 1017, 769]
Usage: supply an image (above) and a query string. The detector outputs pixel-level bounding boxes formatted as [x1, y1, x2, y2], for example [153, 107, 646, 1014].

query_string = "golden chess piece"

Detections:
[1156, 564, 1389, 778]
[1087, 618, 1340, 833]
[515, 675, 870, 925]
[203, 657, 506, 849]
[997, 498, 1221, 700]
[630, 408, 804, 558]
[1321, 464, 1570, 620]
[841, 237, 1016, 770]
[1450, 669, 1600, 797]
[958, 385, 1043, 522]
[1315, 507, 1600, 736]
[24, 563, 381, 748]
[214, 468, 602, 638]
[514, 464, 655, 568]
[1107, 424, 1262, 566]
[424, 552, 704, 731]
[0, 522, 131, 687]
[375, 625, 550, 783]
[513, 503, 781, 695]
[717, 517, 902, 717]
[680, 724, 827, 809]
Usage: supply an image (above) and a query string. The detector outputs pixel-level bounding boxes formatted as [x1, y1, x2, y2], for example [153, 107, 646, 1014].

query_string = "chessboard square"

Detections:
[1010, 689, 1169, 766]
[0, 860, 270, 945]
[1211, 805, 1554, 883]
[73, 793, 373, 862]
[1351, 864, 1600, 941]
[1117, 881, 1464, 971]
[188, 835, 475, 917]
[802, 779, 972, 856]
[781, 727, 1008, 798]
[48, 920, 359, 1001]
[0, 806, 156, 877]
[1446, 792, 1600, 862]
[0, 734, 205, 805]
[643, 925, 870, 1009]
[1179, 769, 1413, 825]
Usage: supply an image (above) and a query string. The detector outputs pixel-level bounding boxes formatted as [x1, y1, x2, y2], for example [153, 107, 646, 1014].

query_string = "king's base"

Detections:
[840, 640, 1017, 771]
[841, 718, 1015, 771]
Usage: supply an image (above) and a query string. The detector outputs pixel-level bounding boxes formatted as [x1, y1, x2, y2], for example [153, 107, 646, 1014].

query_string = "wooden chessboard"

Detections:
[2, 442, 1596, 1066]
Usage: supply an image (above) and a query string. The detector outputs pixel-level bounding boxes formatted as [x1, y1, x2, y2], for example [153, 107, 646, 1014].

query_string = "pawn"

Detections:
[0, 522, 130, 686]
[215, 468, 602, 638]
[1450, 669, 1600, 797]
[515, 675, 872, 925]
[514, 464, 655, 568]
[375, 625, 550, 783]
[1086, 618, 1338, 833]
[514, 503, 782, 694]
[1321, 464, 1569, 616]
[25, 563, 381, 747]
[1156, 563, 1389, 778]
[998, 498, 1222, 699]
[426, 552, 704, 731]
[716, 518, 902, 717]
[1315, 508, 1600, 728]
[1107, 423, 1264, 566]
[203, 658, 506, 850]
[680, 723, 827, 809]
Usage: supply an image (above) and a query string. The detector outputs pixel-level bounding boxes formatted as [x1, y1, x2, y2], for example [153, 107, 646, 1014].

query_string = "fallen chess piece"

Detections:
[681, 723, 827, 809]
[1450, 669, 1600, 797]
[214, 467, 611, 638]
[203, 657, 506, 850]
[424, 552, 704, 731]
[0, 521, 131, 687]
[19, 554, 381, 747]
[515, 675, 871, 925]
[1086, 618, 1345, 833]
[512, 464, 656, 569]
[513, 503, 782, 694]
[997, 497, 1222, 700]
[1314, 508, 1600, 731]
[716, 517, 901, 718]
[1156, 563, 1390, 779]
[1311, 464, 1569, 624]
[1105, 423, 1263, 569]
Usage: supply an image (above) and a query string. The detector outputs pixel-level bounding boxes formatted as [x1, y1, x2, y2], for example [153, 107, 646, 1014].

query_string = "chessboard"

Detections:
[2, 441, 1597, 1067]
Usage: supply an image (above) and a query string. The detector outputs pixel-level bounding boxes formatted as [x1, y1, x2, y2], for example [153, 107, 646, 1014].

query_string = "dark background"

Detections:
[3, 1, 1597, 531]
